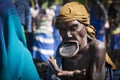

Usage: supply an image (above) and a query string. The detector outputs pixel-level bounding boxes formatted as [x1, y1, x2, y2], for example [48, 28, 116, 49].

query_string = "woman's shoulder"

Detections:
[89, 39, 105, 50]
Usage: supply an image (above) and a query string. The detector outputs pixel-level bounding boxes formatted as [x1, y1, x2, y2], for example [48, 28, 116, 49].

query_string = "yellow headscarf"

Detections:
[56, 2, 96, 39]
[56, 2, 90, 25]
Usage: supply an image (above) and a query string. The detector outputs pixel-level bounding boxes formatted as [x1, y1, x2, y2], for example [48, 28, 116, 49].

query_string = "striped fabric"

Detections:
[32, 33, 55, 62]
[32, 8, 56, 62]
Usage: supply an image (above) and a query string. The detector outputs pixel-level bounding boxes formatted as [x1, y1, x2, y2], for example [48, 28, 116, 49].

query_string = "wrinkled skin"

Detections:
[49, 20, 106, 80]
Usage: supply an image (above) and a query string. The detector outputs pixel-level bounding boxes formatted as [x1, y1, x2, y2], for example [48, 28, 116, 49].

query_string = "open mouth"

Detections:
[59, 40, 79, 57]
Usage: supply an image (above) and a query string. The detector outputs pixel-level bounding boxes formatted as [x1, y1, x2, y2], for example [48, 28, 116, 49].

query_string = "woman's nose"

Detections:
[67, 31, 72, 37]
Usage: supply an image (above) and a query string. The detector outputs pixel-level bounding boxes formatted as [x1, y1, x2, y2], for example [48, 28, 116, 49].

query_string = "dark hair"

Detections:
[108, 2, 120, 26]
[48, 0, 55, 7]
[62, 0, 73, 5]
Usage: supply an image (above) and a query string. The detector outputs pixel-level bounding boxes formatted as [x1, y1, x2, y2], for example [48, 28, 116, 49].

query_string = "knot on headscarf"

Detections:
[56, 2, 90, 26]
[86, 25, 96, 39]
[55, 2, 96, 39]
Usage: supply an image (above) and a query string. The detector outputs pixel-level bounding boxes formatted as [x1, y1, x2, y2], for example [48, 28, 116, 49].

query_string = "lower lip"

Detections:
[59, 40, 79, 57]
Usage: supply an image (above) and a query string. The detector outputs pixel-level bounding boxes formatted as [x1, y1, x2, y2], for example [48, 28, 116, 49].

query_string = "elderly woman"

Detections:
[49, 2, 106, 80]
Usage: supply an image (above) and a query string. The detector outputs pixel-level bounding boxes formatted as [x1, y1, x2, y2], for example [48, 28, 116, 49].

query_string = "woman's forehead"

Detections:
[58, 20, 86, 29]
[67, 20, 80, 25]
[62, 20, 82, 26]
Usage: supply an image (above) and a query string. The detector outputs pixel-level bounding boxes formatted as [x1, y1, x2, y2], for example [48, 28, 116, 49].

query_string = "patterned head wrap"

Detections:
[55, 2, 96, 39]
[56, 2, 90, 26]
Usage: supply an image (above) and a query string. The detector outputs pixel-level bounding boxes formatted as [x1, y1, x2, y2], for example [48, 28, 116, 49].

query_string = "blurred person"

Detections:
[14, 0, 32, 32]
[90, 0, 108, 42]
[48, 0, 61, 59]
[32, 1, 62, 79]
[49, 2, 106, 80]
[13, 0, 33, 53]
[108, 1, 120, 66]
[32, 8, 55, 80]
[0, 0, 40, 80]
[30, 0, 40, 32]
[107, 1, 120, 80]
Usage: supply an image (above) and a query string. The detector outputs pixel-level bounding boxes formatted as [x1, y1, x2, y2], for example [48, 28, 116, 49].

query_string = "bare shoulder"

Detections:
[90, 39, 105, 50]
[95, 40, 105, 48]
[88, 39, 106, 60]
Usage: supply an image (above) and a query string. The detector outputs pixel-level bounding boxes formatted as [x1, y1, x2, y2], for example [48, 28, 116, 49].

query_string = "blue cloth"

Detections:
[113, 69, 120, 80]
[53, 5, 61, 57]
[106, 69, 120, 80]
[32, 32, 54, 80]
[110, 34, 120, 50]
[32, 5, 61, 62]
[14, 0, 32, 32]
[90, 6, 105, 41]
[0, 0, 40, 79]
[53, 26, 61, 57]
[32, 33, 55, 62]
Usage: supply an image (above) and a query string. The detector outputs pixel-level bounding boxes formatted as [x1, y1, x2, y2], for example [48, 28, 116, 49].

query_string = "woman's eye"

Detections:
[59, 26, 65, 30]
[70, 26, 78, 31]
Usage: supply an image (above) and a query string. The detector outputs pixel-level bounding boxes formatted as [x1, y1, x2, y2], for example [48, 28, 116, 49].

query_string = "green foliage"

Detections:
[41, 2, 48, 9]
[74, 0, 85, 4]
[55, 0, 63, 5]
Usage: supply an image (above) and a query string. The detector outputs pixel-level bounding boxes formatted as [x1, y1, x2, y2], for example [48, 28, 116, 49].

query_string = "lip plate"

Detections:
[59, 40, 79, 57]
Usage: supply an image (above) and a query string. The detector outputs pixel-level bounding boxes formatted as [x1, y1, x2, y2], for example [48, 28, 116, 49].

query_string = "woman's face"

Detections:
[58, 20, 87, 44]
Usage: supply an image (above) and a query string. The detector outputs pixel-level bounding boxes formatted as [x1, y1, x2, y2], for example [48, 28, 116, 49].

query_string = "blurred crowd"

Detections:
[12, 0, 61, 79]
